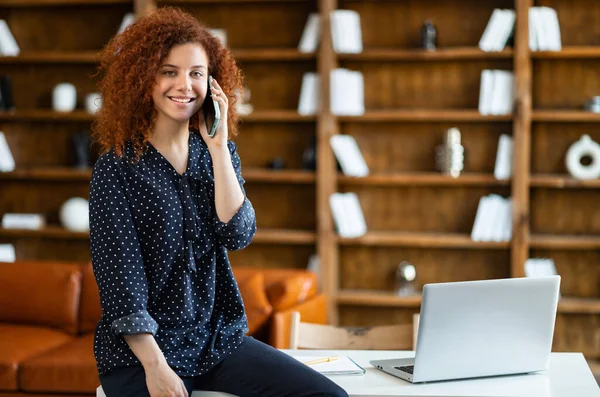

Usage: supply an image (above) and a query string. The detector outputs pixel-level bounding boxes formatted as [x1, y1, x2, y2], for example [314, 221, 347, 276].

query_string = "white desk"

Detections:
[282, 350, 600, 397]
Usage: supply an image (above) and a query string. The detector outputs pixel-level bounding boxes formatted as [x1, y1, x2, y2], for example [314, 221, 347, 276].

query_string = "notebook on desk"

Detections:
[292, 355, 365, 375]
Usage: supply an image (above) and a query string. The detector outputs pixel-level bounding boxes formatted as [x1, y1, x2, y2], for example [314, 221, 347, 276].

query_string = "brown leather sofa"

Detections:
[0, 260, 327, 396]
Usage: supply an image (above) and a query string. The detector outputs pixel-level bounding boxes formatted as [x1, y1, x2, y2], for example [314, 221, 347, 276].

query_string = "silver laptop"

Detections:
[370, 276, 561, 383]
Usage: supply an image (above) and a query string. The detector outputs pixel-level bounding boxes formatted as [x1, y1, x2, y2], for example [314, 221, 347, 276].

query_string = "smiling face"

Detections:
[152, 42, 209, 125]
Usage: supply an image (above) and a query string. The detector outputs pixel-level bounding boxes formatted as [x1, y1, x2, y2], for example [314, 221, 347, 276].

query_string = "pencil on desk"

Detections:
[304, 356, 339, 366]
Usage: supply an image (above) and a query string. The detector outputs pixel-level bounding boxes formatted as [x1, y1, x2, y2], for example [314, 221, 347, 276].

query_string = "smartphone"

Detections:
[204, 75, 220, 138]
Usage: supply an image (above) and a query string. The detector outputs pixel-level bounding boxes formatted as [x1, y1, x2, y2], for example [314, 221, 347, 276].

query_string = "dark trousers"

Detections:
[99, 336, 349, 397]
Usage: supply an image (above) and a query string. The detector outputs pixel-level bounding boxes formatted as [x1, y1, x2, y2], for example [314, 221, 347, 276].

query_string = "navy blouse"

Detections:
[89, 132, 256, 377]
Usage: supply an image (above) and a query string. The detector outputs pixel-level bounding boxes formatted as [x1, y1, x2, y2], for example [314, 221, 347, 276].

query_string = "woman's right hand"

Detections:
[145, 361, 188, 397]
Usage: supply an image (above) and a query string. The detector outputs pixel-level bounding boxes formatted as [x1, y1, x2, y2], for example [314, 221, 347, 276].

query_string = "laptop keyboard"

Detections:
[394, 365, 414, 374]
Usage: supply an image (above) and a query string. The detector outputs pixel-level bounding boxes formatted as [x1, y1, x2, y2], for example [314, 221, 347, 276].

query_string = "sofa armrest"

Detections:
[269, 293, 327, 349]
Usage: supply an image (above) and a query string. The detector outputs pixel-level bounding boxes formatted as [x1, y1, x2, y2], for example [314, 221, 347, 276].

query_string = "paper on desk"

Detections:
[292, 355, 365, 375]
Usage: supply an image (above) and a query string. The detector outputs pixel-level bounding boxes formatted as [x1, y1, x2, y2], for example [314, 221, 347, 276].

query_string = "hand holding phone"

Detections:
[205, 75, 220, 138]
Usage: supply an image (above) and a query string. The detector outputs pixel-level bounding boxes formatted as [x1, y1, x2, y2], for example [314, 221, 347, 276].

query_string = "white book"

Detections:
[525, 258, 557, 278]
[532, 7, 549, 51]
[493, 9, 515, 51]
[298, 72, 320, 116]
[487, 194, 505, 242]
[490, 70, 514, 115]
[479, 9, 504, 52]
[330, 69, 364, 116]
[2, 213, 46, 230]
[343, 192, 367, 238]
[541, 7, 561, 51]
[494, 134, 513, 180]
[0, 244, 15, 262]
[298, 13, 321, 53]
[503, 198, 513, 241]
[0, 131, 15, 172]
[330, 134, 369, 177]
[0, 20, 19, 56]
[478, 70, 495, 115]
[331, 10, 363, 54]
[117, 13, 135, 35]
[494, 197, 511, 242]
[471, 196, 489, 241]
[529, 7, 538, 51]
[330, 193, 353, 237]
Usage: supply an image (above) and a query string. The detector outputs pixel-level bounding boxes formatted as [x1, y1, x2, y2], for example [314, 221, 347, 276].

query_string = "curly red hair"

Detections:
[92, 6, 244, 161]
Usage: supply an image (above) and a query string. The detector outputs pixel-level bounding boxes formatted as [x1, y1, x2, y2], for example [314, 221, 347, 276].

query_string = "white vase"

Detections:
[52, 83, 77, 112]
[85, 92, 102, 114]
[59, 197, 89, 232]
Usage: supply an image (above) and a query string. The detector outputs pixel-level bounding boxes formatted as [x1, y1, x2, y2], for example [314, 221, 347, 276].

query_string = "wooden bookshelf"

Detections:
[1, 0, 598, 367]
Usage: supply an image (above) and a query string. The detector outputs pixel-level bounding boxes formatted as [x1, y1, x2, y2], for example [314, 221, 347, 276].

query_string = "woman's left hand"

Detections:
[199, 78, 228, 149]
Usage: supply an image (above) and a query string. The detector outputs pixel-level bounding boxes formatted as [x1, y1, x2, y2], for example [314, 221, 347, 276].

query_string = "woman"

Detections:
[89, 6, 348, 397]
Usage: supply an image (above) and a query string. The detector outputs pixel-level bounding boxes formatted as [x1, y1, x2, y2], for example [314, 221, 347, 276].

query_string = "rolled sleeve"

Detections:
[213, 141, 257, 251]
[89, 154, 158, 337]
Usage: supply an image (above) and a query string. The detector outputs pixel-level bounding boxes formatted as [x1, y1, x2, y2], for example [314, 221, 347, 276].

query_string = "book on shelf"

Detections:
[1, 213, 46, 230]
[529, 7, 561, 51]
[494, 134, 513, 180]
[0, 244, 15, 263]
[330, 68, 364, 116]
[0, 20, 19, 56]
[297, 72, 320, 116]
[0, 131, 15, 172]
[471, 194, 512, 242]
[330, 9, 363, 54]
[478, 9, 515, 52]
[329, 192, 367, 238]
[330, 134, 369, 177]
[478, 69, 514, 116]
[525, 258, 558, 278]
[298, 13, 320, 53]
[117, 13, 135, 35]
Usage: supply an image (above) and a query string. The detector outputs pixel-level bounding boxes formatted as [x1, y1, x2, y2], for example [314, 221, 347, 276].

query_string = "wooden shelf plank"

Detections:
[1, 0, 128, 5]
[253, 228, 316, 245]
[0, 226, 315, 245]
[338, 109, 513, 123]
[0, 168, 92, 181]
[338, 231, 510, 249]
[160, 0, 304, 3]
[530, 174, 600, 188]
[532, 46, 600, 59]
[0, 52, 99, 64]
[338, 47, 513, 61]
[232, 48, 315, 61]
[530, 234, 600, 250]
[339, 172, 509, 187]
[243, 168, 315, 184]
[0, 226, 88, 240]
[0, 109, 312, 123]
[558, 297, 600, 314]
[337, 290, 422, 308]
[532, 110, 600, 122]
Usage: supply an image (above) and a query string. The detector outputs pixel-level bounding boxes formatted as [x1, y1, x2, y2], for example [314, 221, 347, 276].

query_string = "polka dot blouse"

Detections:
[89, 132, 256, 377]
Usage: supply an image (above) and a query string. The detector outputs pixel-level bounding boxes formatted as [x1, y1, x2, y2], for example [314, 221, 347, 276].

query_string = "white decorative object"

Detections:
[330, 10, 362, 54]
[118, 13, 135, 35]
[0, 131, 15, 172]
[0, 20, 20, 56]
[0, 244, 16, 262]
[565, 135, 600, 180]
[2, 213, 45, 230]
[85, 92, 102, 114]
[52, 83, 77, 112]
[59, 197, 89, 232]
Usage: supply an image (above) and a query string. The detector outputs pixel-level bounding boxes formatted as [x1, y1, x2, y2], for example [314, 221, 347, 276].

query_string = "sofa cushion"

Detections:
[0, 261, 82, 335]
[264, 271, 318, 311]
[0, 324, 74, 391]
[20, 333, 98, 393]
[79, 263, 102, 334]
[237, 273, 273, 334]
